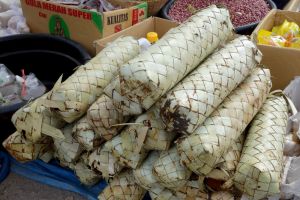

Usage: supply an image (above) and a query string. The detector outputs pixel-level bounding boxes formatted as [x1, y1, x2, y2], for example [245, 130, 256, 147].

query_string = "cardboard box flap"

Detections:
[284, 0, 300, 11]
[153, 17, 177, 38]
[251, 9, 276, 42]
[95, 17, 178, 52]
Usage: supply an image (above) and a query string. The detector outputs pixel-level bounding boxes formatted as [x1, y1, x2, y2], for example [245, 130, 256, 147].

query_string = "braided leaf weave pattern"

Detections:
[112, 6, 234, 115]
[87, 94, 129, 141]
[160, 36, 261, 134]
[153, 146, 192, 190]
[74, 160, 101, 186]
[11, 95, 65, 143]
[178, 68, 272, 176]
[88, 141, 123, 179]
[133, 151, 160, 190]
[53, 124, 83, 163]
[234, 94, 288, 199]
[98, 170, 146, 200]
[3, 131, 52, 162]
[47, 37, 140, 123]
[72, 116, 104, 151]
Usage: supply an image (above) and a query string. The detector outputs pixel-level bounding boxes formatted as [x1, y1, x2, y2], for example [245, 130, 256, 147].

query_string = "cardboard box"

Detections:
[284, 0, 300, 11]
[252, 9, 300, 90]
[21, 0, 148, 55]
[95, 16, 178, 53]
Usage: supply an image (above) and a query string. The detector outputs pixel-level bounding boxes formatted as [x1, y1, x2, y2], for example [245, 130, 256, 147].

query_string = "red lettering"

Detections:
[78, 10, 83, 18]
[86, 13, 92, 20]
[68, 8, 73, 16]
[67, 8, 92, 20]
[39, 12, 47, 18]
[25, 0, 41, 8]
[132, 9, 138, 25]
[42, 2, 49, 10]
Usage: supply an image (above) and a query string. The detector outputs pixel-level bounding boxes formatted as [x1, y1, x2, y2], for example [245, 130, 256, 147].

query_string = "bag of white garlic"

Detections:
[0, 0, 30, 35]
[0, 0, 21, 12]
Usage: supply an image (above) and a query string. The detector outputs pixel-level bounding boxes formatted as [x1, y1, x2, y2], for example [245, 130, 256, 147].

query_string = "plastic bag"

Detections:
[15, 73, 46, 101]
[49, 0, 82, 6]
[273, 20, 299, 41]
[280, 77, 300, 199]
[281, 157, 300, 199]
[0, 64, 15, 87]
[257, 30, 287, 47]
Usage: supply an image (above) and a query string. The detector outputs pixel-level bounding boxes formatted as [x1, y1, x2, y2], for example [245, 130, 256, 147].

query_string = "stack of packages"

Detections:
[3, 5, 290, 200]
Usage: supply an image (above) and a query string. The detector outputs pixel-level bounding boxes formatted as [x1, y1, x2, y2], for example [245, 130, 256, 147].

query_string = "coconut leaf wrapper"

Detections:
[54, 123, 83, 163]
[87, 94, 129, 141]
[73, 116, 104, 151]
[204, 134, 245, 191]
[107, 5, 234, 116]
[178, 68, 272, 176]
[149, 177, 208, 200]
[98, 170, 146, 200]
[88, 141, 123, 179]
[110, 123, 149, 169]
[3, 131, 53, 162]
[139, 106, 177, 151]
[46, 36, 140, 123]
[11, 94, 66, 143]
[160, 36, 262, 134]
[234, 94, 289, 199]
[133, 151, 160, 190]
[153, 146, 192, 190]
[74, 160, 102, 186]
[211, 191, 234, 200]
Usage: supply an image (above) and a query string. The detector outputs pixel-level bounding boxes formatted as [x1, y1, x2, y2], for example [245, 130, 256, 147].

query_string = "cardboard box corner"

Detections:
[95, 17, 178, 53]
[252, 9, 300, 90]
[21, 0, 148, 56]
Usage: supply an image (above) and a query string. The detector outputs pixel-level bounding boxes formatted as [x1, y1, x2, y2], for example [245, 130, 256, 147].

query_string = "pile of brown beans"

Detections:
[168, 0, 271, 27]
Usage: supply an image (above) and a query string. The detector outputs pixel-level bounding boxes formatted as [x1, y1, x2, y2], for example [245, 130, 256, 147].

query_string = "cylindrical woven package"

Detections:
[153, 146, 192, 190]
[104, 75, 144, 115]
[149, 176, 208, 200]
[46, 36, 140, 123]
[149, 186, 180, 200]
[53, 124, 83, 164]
[211, 191, 234, 200]
[178, 68, 272, 175]
[73, 116, 104, 151]
[204, 134, 245, 191]
[88, 141, 123, 179]
[234, 94, 288, 199]
[175, 176, 208, 199]
[160, 36, 261, 134]
[3, 131, 52, 162]
[74, 160, 101, 186]
[98, 170, 146, 200]
[87, 94, 129, 141]
[136, 105, 176, 151]
[11, 94, 65, 143]
[106, 5, 234, 116]
[110, 123, 149, 169]
[133, 151, 160, 190]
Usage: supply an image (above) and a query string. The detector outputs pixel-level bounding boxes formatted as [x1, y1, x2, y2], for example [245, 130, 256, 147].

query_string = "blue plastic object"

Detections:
[0, 151, 10, 183]
[8, 155, 105, 200]
[6, 152, 152, 200]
